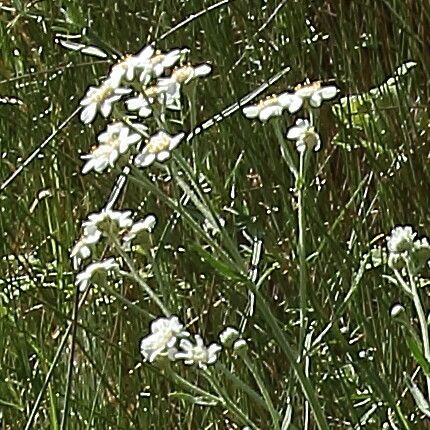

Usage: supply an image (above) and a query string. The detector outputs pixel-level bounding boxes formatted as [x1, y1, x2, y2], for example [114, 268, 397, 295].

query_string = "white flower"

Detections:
[219, 327, 240, 348]
[81, 122, 146, 174]
[139, 49, 183, 83]
[173, 334, 221, 369]
[286, 118, 321, 153]
[387, 226, 416, 254]
[79, 78, 131, 124]
[76, 258, 119, 292]
[134, 131, 185, 167]
[140, 316, 189, 362]
[83, 209, 134, 240]
[123, 215, 157, 248]
[242, 92, 296, 122]
[70, 237, 93, 270]
[157, 64, 212, 108]
[286, 81, 338, 112]
[110, 45, 154, 83]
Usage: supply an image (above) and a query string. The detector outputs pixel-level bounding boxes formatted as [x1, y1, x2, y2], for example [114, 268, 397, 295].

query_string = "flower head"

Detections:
[79, 78, 131, 124]
[387, 226, 416, 254]
[134, 131, 185, 167]
[172, 334, 222, 369]
[76, 258, 119, 292]
[286, 118, 321, 153]
[70, 236, 93, 270]
[81, 122, 146, 174]
[386, 226, 430, 272]
[156, 64, 212, 109]
[138, 49, 183, 84]
[140, 316, 189, 362]
[288, 81, 338, 111]
[242, 92, 296, 122]
[219, 326, 240, 348]
[83, 209, 134, 241]
[122, 214, 157, 249]
[110, 45, 155, 83]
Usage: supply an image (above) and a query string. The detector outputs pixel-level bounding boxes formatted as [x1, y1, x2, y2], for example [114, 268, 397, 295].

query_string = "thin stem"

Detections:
[297, 150, 308, 355]
[406, 267, 430, 400]
[59, 289, 80, 430]
[241, 352, 281, 429]
[202, 369, 260, 430]
[111, 237, 170, 317]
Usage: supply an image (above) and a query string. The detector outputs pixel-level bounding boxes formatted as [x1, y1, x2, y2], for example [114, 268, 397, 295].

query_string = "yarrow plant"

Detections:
[242, 78, 339, 357]
[384, 225, 430, 411]
[71, 39, 229, 407]
[70, 35, 342, 429]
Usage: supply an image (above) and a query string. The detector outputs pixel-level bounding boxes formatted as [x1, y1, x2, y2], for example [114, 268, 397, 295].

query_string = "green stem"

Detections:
[241, 352, 281, 429]
[111, 237, 170, 317]
[297, 150, 308, 355]
[202, 369, 260, 430]
[406, 267, 430, 401]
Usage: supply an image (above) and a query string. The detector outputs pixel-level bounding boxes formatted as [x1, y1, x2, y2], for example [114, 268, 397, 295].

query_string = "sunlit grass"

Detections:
[1, 1, 430, 428]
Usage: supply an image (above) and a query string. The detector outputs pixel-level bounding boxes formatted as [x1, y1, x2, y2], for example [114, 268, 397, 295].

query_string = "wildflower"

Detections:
[110, 44, 155, 83]
[219, 326, 240, 348]
[390, 303, 405, 318]
[122, 214, 157, 248]
[70, 236, 94, 270]
[173, 334, 222, 369]
[387, 226, 416, 254]
[287, 81, 338, 112]
[76, 258, 119, 292]
[286, 118, 321, 153]
[242, 92, 298, 122]
[140, 316, 189, 362]
[139, 49, 183, 84]
[134, 131, 185, 167]
[233, 339, 248, 354]
[81, 122, 146, 174]
[83, 209, 134, 241]
[79, 78, 131, 124]
[157, 64, 212, 107]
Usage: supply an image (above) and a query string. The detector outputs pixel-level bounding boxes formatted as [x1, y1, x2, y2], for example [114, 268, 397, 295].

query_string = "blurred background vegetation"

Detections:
[1, 0, 429, 428]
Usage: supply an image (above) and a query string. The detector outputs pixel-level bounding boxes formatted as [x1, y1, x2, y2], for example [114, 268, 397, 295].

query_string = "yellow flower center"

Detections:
[172, 66, 194, 83]
[144, 86, 160, 98]
[259, 95, 279, 108]
[294, 80, 321, 92]
[146, 134, 170, 154]
[92, 83, 114, 103]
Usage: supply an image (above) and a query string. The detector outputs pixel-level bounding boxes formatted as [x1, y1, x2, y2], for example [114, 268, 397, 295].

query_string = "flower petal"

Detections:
[242, 105, 259, 119]
[259, 105, 282, 122]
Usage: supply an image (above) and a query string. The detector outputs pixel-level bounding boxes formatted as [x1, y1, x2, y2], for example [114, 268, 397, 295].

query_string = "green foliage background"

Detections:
[1, 0, 429, 428]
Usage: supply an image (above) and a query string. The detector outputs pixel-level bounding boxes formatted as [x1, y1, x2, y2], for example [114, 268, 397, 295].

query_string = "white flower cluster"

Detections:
[82, 122, 147, 174]
[140, 315, 222, 369]
[242, 80, 338, 123]
[79, 44, 212, 174]
[243, 80, 338, 154]
[387, 225, 430, 272]
[71, 209, 156, 290]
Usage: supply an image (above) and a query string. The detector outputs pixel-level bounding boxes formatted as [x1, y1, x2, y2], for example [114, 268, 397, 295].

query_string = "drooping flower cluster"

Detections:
[79, 44, 212, 174]
[242, 80, 338, 154]
[140, 315, 222, 369]
[387, 225, 430, 273]
[71, 209, 156, 290]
